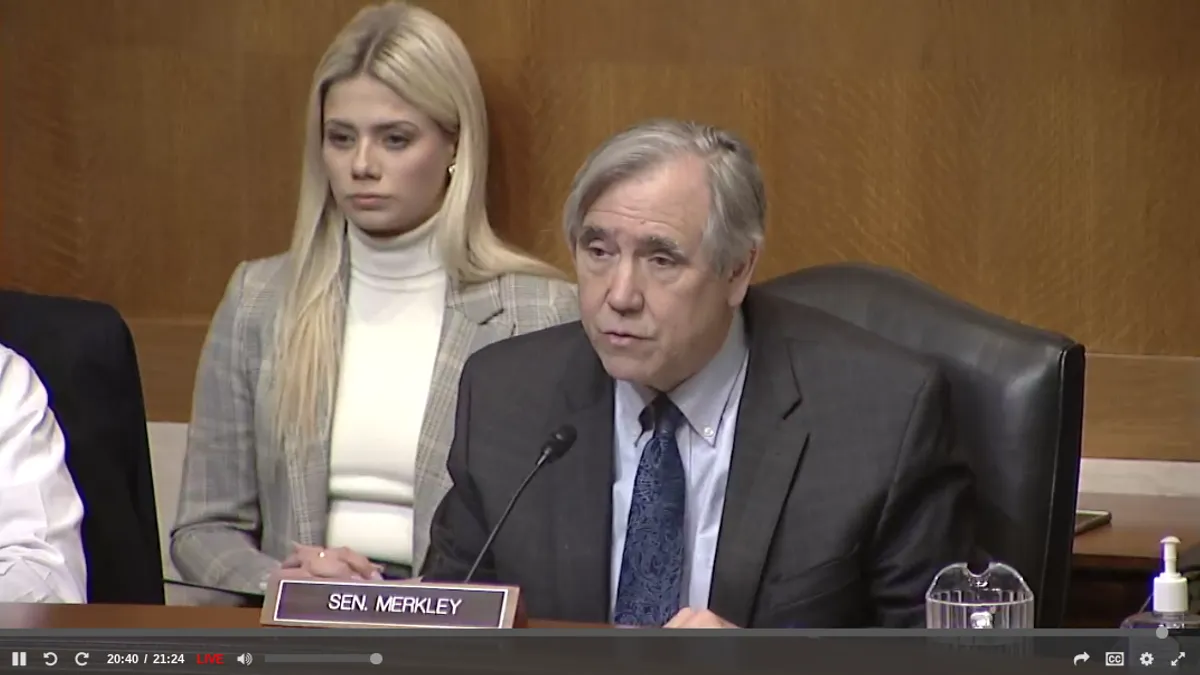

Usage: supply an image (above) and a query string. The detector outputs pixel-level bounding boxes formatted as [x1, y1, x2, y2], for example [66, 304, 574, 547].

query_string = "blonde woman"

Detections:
[170, 2, 577, 598]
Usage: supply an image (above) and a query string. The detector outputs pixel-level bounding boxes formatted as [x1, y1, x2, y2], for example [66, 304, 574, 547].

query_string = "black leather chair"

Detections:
[760, 262, 1085, 627]
[0, 290, 166, 604]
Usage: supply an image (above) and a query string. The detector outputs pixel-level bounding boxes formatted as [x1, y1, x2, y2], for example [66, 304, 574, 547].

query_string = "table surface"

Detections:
[1074, 492, 1200, 570]
[0, 604, 262, 629]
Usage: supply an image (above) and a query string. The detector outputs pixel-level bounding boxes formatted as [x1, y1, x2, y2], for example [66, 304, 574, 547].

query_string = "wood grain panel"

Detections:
[1083, 353, 1200, 462]
[3, 0, 1200, 430]
[124, 318, 209, 423]
[0, 0, 85, 295]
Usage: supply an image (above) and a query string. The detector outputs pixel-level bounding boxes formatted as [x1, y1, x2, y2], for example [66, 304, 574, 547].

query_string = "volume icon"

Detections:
[237, 653, 253, 666]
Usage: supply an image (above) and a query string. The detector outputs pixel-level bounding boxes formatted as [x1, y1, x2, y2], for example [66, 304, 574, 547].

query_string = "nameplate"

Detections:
[260, 575, 522, 629]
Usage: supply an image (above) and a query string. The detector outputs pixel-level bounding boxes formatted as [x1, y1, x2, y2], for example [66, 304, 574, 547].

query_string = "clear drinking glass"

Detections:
[925, 561, 1035, 629]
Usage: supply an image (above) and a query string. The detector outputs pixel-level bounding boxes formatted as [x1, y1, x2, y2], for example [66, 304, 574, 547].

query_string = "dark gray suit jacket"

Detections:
[422, 288, 976, 628]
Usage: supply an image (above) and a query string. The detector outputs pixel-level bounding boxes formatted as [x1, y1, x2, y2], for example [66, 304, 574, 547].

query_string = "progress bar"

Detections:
[262, 653, 384, 665]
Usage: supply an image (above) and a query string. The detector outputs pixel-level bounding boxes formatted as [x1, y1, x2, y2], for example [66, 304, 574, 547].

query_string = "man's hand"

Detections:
[664, 607, 737, 628]
[281, 543, 382, 581]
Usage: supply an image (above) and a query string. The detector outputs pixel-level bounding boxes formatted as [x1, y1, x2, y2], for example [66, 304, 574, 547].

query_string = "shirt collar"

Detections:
[614, 309, 748, 448]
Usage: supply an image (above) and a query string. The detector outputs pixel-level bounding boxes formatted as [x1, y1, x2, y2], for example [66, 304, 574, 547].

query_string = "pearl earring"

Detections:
[448, 163, 456, 176]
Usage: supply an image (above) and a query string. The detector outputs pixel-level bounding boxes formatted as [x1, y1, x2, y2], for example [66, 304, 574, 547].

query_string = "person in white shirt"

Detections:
[0, 343, 87, 603]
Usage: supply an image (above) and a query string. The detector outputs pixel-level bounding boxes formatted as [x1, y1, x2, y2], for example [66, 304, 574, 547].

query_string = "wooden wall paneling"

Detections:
[1083, 353, 1200, 463]
[0, 0, 85, 295]
[125, 318, 210, 423]
[2, 0, 1199, 440]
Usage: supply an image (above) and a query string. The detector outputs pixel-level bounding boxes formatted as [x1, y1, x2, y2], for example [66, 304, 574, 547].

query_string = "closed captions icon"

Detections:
[1104, 652, 1125, 666]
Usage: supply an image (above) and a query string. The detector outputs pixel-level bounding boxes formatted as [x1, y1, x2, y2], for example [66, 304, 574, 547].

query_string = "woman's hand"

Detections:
[282, 543, 383, 581]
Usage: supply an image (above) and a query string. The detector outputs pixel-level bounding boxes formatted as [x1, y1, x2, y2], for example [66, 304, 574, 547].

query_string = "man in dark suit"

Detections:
[423, 119, 975, 628]
[0, 290, 165, 604]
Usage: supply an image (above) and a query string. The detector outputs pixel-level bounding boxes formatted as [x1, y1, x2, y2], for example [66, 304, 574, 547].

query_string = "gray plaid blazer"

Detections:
[169, 253, 578, 595]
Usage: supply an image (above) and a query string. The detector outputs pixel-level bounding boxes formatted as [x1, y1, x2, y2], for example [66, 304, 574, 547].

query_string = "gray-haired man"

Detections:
[423, 119, 976, 628]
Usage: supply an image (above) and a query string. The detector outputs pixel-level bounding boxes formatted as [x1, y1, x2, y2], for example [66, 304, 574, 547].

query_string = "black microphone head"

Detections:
[541, 424, 577, 464]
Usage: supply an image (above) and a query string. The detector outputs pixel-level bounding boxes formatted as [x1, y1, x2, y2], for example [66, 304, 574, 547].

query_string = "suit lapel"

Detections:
[412, 280, 513, 569]
[290, 416, 335, 548]
[709, 291, 807, 627]
[547, 338, 615, 622]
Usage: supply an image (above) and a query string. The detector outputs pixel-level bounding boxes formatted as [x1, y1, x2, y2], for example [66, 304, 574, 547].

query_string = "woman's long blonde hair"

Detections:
[269, 2, 562, 452]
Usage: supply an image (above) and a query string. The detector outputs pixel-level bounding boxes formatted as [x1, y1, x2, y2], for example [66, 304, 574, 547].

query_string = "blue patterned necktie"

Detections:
[613, 394, 687, 627]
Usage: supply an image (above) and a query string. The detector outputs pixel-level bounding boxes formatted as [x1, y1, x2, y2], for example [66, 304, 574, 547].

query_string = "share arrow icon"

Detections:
[1073, 652, 1090, 665]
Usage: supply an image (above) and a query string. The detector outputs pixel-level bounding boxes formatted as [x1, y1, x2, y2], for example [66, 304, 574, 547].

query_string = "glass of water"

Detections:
[925, 561, 1035, 629]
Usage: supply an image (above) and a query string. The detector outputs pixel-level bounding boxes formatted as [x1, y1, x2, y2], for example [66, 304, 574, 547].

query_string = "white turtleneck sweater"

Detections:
[326, 220, 447, 566]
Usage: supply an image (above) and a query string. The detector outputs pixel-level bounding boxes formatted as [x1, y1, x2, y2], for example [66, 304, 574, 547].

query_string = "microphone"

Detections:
[462, 424, 577, 584]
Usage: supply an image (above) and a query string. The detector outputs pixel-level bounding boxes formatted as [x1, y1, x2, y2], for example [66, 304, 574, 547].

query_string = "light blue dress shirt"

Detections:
[610, 311, 749, 613]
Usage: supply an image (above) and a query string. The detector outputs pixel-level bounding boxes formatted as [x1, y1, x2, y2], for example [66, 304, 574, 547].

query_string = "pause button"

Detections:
[11, 651, 28, 666]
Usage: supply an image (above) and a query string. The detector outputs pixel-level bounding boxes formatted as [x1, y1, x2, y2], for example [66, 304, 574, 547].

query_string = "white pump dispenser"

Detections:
[1120, 535, 1200, 630]
[1154, 536, 1189, 613]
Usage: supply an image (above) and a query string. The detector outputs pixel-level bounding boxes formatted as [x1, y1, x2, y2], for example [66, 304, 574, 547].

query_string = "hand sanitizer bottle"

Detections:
[1120, 536, 1200, 630]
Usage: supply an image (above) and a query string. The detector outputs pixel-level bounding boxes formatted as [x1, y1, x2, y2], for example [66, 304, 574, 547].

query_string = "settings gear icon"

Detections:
[1140, 652, 1155, 666]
